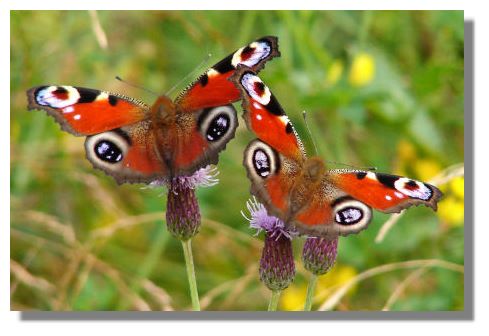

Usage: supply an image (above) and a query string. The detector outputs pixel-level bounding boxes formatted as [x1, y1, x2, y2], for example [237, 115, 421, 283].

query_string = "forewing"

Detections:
[175, 36, 280, 112]
[231, 68, 305, 162]
[330, 170, 443, 213]
[27, 85, 149, 136]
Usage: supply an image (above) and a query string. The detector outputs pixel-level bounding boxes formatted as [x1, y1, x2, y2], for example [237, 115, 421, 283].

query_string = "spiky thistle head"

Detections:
[302, 236, 338, 276]
[151, 166, 219, 241]
[242, 197, 297, 291]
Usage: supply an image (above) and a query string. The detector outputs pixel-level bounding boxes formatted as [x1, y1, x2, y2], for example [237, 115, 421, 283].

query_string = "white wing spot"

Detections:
[279, 115, 290, 125]
[63, 106, 74, 113]
[366, 171, 377, 180]
[252, 102, 263, 110]
[96, 92, 109, 101]
[385, 195, 392, 201]
[74, 114, 81, 120]
[207, 69, 219, 77]
[256, 114, 263, 120]
[394, 191, 404, 198]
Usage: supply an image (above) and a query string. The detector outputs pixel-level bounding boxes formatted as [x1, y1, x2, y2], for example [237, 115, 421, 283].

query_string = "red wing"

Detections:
[243, 139, 300, 220]
[171, 105, 239, 176]
[231, 68, 305, 162]
[175, 36, 279, 112]
[330, 170, 443, 213]
[27, 85, 149, 136]
[286, 175, 372, 238]
[84, 121, 166, 184]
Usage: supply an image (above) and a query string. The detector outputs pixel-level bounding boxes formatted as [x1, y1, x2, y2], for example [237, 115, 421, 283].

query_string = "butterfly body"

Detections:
[233, 67, 443, 238]
[27, 36, 280, 184]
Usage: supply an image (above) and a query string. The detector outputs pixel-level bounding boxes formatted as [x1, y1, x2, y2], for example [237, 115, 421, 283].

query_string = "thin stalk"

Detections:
[268, 290, 281, 311]
[181, 239, 200, 311]
[304, 274, 318, 311]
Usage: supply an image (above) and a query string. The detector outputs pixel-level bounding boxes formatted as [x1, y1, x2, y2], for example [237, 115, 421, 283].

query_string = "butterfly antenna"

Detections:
[302, 111, 319, 156]
[115, 76, 158, 97]
[165, 52, 213, 97]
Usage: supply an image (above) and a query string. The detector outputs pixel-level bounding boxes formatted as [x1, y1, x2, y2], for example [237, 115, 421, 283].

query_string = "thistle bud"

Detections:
[242, 197, 297, 291]
[302, 236, 338, 276]
[260, 232, 296, 291]
[150, 166, 219, 241]
[166, 180, 201, 241]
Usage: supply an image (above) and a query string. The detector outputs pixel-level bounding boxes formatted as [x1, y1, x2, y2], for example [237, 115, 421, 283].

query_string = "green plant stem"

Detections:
[268, 290, 281, 311]
[181, 239, 200, 311]
[304, 274, 318, 311]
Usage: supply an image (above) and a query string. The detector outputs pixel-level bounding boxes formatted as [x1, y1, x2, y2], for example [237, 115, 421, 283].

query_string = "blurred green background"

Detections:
[10, 10, 464, 311]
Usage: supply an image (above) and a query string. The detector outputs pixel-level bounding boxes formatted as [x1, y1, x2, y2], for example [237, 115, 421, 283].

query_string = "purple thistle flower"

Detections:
[149, 166, 220, 190]
[151, 165, 219, 241]
[242, 197, 296, 291]
[302, 236, 338, 276]
[241, 197, 298, 240]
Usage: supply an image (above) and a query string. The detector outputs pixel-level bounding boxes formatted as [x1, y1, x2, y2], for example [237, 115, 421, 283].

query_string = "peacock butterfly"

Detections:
[26, 36, 280, 184]
[231, 66, 443, 238]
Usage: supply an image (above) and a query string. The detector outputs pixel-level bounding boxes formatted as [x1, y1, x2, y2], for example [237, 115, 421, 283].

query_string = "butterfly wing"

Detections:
[290, 177, 374, 238]
[27, 85, 168, 184]
[175, 36, 280, 112]
[329, 170, 443, 213]
[27, 85, 149, 136]
[84, 121, 167, 184]
[171, 104, 239, 176]
[231, 67, 305, 162]
[236, 68, 309, 227]
[291, 169, 443, 237]
[243, 139, 301, 218]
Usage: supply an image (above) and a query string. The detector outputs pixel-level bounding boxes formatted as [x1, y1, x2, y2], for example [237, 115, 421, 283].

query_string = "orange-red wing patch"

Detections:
[247, 97, 304, 161]
[231, 69, 305, 162]
[264, 175, 292, 212]
[173, 130, 209, 169]
[27, 86, 148, 136]
[177, 71, 240, 112]
[294, 196, 332, 226]
[122, 135, 163, 175]
[330, 171, 442, 213]
[332, 172, 403, 211]
[58, 99, 146, 135]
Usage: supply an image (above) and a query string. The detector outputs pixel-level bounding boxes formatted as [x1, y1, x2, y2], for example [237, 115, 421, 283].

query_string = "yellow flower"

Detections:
[397, 139, 416, 161]
[437, 196, 464, 227]
[348, 52, 375, 87]
[280, 264, 358, 311]
[326, 59, 344, 85]
[450, 177, 464, 199]
[413, 159, 442, 182]
[280, 284, 307, 311]
[317, 264, 358, 292]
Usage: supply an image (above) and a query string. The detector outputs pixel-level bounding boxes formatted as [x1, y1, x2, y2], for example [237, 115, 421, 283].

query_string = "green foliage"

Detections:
[10, 10, 464, 311]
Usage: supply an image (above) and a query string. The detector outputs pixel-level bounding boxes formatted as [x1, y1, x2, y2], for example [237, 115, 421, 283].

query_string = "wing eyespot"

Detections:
[332, 197, 372, 236]
[198, 105, 238, 146]
[85, 130, 130, 169]
[244, 140, 279, 181]
[94, 140, 124, 163]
